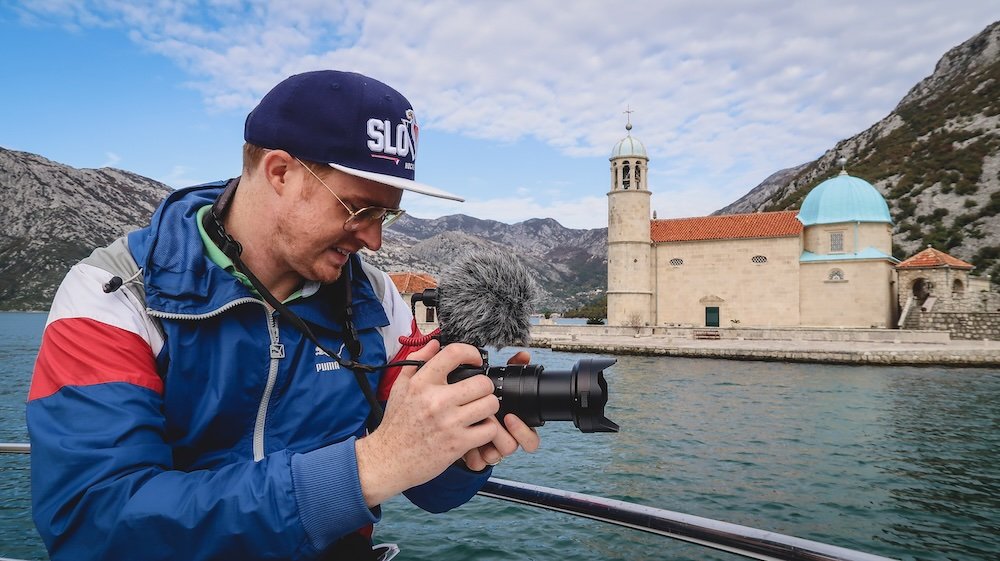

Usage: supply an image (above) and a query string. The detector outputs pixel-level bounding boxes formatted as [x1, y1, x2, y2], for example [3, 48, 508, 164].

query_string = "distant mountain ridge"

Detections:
[0, 148, 172, 311]
[715, 20, 1000, 281]
[0, 146, 607, 311]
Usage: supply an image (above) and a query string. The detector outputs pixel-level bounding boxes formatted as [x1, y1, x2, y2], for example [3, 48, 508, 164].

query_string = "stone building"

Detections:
[388, 272, 438, 323]
[606, 123, 899, 329]
[897, 248, 1000, 339]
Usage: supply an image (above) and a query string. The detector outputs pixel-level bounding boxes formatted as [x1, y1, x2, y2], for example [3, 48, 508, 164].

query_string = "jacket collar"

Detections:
[130, 183, 389, 331]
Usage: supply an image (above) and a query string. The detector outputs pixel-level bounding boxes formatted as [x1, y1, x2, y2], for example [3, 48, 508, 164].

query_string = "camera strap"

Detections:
[203, 178, 385, 430]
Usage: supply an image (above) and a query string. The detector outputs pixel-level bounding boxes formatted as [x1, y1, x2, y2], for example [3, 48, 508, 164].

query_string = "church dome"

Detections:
[797, 171, 892, 226]
[610, 124, 648, 159]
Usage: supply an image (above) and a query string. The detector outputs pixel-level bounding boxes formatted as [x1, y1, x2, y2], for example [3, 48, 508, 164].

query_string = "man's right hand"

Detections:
[354, 340, 499, 507]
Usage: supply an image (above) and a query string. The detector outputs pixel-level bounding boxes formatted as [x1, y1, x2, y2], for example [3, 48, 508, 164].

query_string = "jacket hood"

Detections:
[127, 182, 388, 331]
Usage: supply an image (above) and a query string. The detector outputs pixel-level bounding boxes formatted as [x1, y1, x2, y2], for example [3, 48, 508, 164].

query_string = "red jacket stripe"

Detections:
[29, 317, 162, 401]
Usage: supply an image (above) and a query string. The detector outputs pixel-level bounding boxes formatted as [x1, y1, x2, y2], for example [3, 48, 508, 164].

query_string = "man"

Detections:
[27, 70, 539, 560]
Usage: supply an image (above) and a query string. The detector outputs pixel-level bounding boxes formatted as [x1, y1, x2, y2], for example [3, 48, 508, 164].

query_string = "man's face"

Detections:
[274, 163, 403, 284]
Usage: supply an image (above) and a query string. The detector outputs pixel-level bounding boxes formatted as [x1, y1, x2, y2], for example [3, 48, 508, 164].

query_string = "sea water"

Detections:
[1, 312, 997, 561]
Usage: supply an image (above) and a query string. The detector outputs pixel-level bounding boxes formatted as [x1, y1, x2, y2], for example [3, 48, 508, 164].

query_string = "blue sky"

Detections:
[1, 1, 997, 229]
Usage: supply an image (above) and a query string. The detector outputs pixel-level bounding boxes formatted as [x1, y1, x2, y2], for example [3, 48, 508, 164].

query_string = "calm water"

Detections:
[1, 312, 997, 561]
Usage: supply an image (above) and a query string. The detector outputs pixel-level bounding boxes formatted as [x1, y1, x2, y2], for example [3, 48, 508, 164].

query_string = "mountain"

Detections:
[363, 215, 607, 310]
[0, 146, 606, 312]
[0, 147, 172, 311]
[715, 20, 1000, 281]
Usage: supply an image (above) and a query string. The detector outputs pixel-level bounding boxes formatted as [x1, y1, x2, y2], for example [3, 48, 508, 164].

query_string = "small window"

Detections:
[952, 279, 964, 295]
[830, 232, 844, 252]
[622, 162, 631, 190]
[751, 255, 767, 264]
[669, 258, 684, 267]
[828, 269, 845, 282]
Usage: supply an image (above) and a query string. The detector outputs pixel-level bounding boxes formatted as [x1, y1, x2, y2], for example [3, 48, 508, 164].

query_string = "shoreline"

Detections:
[527, 329, 1000, 368]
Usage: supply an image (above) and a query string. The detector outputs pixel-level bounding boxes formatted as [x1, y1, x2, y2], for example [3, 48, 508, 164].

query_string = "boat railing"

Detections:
[0, 443, 898, 561]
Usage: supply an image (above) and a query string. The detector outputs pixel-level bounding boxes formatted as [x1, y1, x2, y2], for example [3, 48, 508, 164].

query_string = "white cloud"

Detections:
[162, 165, 200, 189]
[16, 0, 1000, 226]
[100, 151, 121, 168]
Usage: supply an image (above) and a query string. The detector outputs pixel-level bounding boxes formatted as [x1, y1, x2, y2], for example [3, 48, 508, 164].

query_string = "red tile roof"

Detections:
[650, 210, 802, 243]
[388, 272, 438, 294]
[896, 247, 974, 270]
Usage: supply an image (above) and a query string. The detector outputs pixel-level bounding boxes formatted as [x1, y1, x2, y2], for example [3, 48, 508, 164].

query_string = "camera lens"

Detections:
[449, 358, 619, 433]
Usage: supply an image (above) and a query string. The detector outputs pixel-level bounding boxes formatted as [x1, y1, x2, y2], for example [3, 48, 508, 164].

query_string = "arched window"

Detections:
[751, 255, 768, 264]
[669, 258, 684, 267]
[828, 269, 845, 281]
[635, 163, 642, 189]
[622, 162, 631, 190]
[952, 279, 965, 295]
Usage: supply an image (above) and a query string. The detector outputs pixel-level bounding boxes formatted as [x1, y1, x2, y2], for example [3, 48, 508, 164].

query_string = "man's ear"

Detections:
[261, 150, 295, 196]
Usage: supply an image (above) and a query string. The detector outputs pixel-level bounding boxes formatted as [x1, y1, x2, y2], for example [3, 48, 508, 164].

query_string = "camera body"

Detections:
[448, 355, 619, 433]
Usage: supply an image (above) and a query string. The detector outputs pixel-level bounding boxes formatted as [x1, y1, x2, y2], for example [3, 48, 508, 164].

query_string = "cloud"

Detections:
[15, 0, 999, 226]
[100, 151, 121, 168]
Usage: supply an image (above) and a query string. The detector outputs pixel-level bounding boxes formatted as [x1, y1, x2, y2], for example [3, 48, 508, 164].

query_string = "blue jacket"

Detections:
[27, 183, 490, 560]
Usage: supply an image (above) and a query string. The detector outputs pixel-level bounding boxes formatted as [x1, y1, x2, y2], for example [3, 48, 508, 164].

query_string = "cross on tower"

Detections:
[623, 106, 634, 131]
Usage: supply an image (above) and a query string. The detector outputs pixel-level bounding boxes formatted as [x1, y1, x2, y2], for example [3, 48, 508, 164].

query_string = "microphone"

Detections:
[410, 248, 619, 433]
[417, 248, 540, 349]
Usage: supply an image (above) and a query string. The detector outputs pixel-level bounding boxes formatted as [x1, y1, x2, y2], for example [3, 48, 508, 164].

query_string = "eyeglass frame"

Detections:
[294, 157, 406, 231]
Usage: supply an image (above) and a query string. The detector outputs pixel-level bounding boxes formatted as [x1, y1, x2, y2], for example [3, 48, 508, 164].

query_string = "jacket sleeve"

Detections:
[370, 267, 493, 514]
[27, 262, 375, 561]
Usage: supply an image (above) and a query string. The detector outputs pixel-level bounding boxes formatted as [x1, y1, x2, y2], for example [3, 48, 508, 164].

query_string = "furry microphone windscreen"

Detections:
[436, 248, 540, 349]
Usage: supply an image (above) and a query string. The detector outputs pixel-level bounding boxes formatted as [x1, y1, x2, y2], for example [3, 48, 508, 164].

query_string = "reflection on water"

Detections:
[0, 313, 997, 561]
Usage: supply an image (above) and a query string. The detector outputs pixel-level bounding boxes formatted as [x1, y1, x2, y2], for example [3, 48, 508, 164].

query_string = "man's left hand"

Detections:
[462, 350, 541, 470]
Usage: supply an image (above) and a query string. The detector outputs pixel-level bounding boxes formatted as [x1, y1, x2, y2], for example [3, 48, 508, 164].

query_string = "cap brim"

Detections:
[328, 163, 465, 202]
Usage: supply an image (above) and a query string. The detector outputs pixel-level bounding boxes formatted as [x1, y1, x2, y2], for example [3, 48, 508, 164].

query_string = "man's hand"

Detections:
[355, 341, 498, 507]
[461, 350, 541, 471]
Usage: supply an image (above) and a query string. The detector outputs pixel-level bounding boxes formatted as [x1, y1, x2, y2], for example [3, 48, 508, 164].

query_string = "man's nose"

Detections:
[354, 221, 383, 252]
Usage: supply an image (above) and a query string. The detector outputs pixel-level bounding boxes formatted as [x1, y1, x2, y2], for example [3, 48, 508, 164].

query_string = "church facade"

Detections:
[606, 125, 900, 329]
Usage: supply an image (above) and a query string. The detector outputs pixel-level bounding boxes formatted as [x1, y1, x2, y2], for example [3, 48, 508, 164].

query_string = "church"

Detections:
[606, 122, 902, 329]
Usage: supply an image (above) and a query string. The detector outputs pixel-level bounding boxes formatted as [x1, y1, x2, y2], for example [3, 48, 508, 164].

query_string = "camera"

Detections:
[447, 357, 620, 433]
[411, 285, 619, 434]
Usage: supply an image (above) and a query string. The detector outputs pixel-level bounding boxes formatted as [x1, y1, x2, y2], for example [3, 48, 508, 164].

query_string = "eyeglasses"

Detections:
[295, 157, 406, 231]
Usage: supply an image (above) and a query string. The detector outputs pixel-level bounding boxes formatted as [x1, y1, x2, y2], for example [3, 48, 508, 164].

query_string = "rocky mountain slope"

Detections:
[364, 215, 607, 310]
[0, 148, 172, 310]
[716, 20, 1000, 281]
[0, 146, 606, 311]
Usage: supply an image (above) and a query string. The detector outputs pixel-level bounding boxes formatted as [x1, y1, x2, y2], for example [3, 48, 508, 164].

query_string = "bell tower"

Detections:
[607, 113, 652, 327]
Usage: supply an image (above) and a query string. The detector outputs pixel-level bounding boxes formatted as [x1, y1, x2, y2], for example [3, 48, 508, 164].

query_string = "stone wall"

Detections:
[653, 236, 802, 327]
[529, 324, 952, 344]
[907, 311, 1000, 340]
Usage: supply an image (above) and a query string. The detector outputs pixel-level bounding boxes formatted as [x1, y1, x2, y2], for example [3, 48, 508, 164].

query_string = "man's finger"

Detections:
[395, 339, 441, 382]
[410, 342, 483, 386]
[485, 416, 519, 457]
[506, 351, 531, 365]
[503, 413, 540, 453]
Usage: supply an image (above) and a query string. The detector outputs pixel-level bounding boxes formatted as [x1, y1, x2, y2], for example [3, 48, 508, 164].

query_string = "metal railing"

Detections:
[1, 443, 897, 561]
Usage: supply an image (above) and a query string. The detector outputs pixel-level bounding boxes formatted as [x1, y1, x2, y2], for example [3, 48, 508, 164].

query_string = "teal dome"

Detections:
[610, 133, 647, 159]
[797, 172, 892, 226]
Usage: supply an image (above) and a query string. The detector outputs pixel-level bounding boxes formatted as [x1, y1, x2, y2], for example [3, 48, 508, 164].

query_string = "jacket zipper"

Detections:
[146, 297, 261, 321]
[254, 308, 284, 461]
[147, 298, 284, 462]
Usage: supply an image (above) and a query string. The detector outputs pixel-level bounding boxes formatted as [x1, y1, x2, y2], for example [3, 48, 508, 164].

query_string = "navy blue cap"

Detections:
[244, 70, 463, 201]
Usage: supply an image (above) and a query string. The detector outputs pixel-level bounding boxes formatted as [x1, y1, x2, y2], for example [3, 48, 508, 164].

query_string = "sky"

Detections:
[1, 1, 998, 229]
